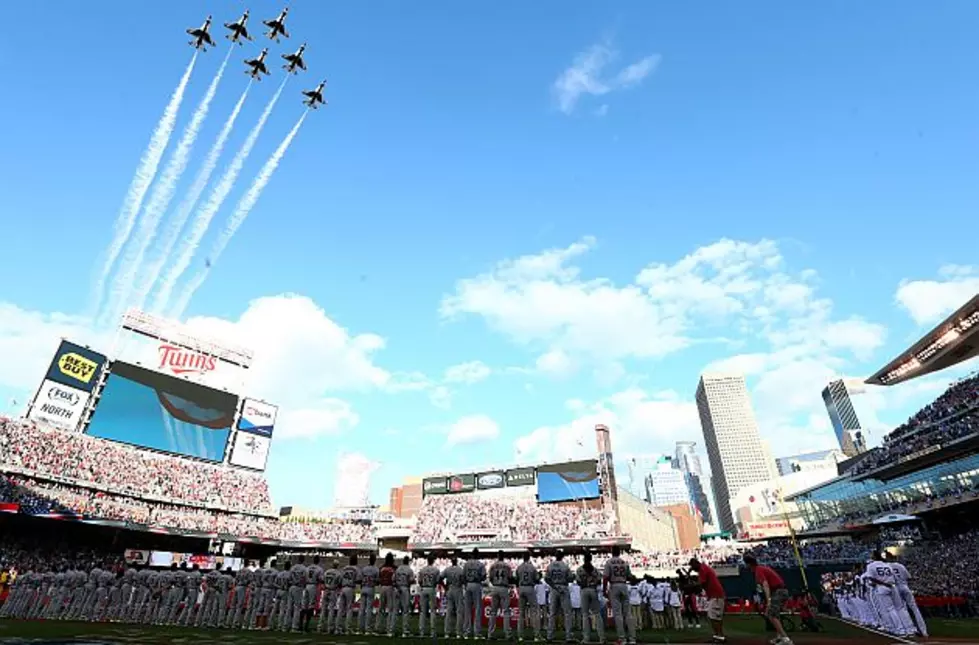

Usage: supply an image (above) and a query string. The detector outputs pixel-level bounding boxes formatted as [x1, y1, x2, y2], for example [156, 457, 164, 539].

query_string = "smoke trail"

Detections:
[148, 84, 251, 315]
[101, 48, 234, 325]
[88, 53, 198, 321]
[171, 111, 307, 318]
[158, 77, 288, 317]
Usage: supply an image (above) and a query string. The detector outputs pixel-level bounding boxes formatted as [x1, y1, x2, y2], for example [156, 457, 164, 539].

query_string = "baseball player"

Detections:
[393, 555, 415, 638]
[418, 554, 441, 637]
[337, 554, 362, 635]
[577, 552, 606, 645]
[604, 546, 636, 645]
[182, 564, 202, 626]
[303, 556, 324, 632]
[442, 555, 466, 638]
[463, 549, 487, 639]
[515, 552, 541, 642]
[358, 554, 380, 634]
[488, 550, 514, 640]
[545, 551, 573, 642]
[375, 553, 396, 635]
[886, 552, 927, 637]
[319, 560, 341, 634]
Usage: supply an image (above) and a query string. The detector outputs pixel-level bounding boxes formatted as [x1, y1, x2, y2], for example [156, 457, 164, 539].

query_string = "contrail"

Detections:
[88, 52, 198, 322]
[171, 110, 308, 318]
[159, 77, 288, 318]
[102, 48, 234, 325]
[148, 84, 252, 315]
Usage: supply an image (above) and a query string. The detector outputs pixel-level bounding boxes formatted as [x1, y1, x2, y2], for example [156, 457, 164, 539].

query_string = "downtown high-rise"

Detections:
[821, 379, 868, 457]
[674, 441, 714, 525]
[696, 373, 773, 532]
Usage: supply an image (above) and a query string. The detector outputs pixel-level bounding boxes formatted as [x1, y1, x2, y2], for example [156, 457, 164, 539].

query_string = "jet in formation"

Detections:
[244, 49, 271, 80]
[263, 8, 290, 42]
[282, 43, 307, 74]
[187, 15, 215, 51]
[303, 80, 327, 109]
[224, 10, 252, 45]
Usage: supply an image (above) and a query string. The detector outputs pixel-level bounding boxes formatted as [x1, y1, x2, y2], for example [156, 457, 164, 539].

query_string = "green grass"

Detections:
[920, 617, 979, 640]
[0, 615, 900, 644]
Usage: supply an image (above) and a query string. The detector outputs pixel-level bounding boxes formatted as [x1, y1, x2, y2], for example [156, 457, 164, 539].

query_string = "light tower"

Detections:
[595, 424, 621, 534]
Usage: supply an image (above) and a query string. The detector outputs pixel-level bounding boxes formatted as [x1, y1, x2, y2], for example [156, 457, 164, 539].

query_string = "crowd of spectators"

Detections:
[850, 375, 979, 476]
[0, 474, 376, 544]
[412, 493, 613, 544]
[903, 528, 979, 598]
[0, 417, 273, 515]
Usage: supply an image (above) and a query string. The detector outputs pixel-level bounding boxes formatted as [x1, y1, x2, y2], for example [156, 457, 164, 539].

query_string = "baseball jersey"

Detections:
[378, 566, 395, 587]
[340, 564, 361, 588]
[306, 564, 323, 586]
[395, 564, 415, 588]
[489, 561, 512, 587]
[866, 561, 896, 586]
[463, 559, 486, 584]
[516, 562, 538, 588]
[290, 564, 306, 586]
[890, 562, 911, 587]
[576, 565, 602, 589]
[545, 560, 572, 588]
[360, 564, 380, 588]
[442, 564, 464, 589]
[323, 567, 340, 590]
[419, 565, 441, 589]
[603, 556, 630, 585]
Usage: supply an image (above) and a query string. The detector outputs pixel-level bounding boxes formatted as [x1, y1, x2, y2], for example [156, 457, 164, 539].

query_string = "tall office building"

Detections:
[643, 456, 691, 507]
[674, 441, 714, 525]
[822, 379, 868, 457]
[696, 373, 772, 532]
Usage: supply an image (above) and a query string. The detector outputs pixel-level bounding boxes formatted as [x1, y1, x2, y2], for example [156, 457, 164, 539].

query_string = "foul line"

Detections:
[828, 616, 916, 644]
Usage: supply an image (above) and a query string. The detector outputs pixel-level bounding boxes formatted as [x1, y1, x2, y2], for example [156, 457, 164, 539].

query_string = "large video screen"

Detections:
[537, 460, 600, 503]
[86, 361, 237, 462]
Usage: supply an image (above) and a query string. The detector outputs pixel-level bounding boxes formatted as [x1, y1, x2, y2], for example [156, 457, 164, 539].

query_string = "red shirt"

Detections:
[754, 565, 785, 590]
[378, 566, 395, 587]
[697, 564, 725, 599]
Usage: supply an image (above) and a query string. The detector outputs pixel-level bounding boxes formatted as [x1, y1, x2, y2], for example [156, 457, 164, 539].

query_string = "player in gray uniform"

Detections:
[417, 554, 441, 638]
[604, 546, 636, 645]
[441, 555, 465, 638]
[287, 558, 307, 631]
[230, 565, 252, 629]
[182, 564, 202, 626]
[546, 552, 574, 642]
[488, 550, 514, 640]
[393, 555, 416, 638]
[463, 549, 487, 638]
[302, 557, 323, 632]
[337, 554, 362, 634]
[247, 567, 269, 629]
[154, 565, 176, 624]
[577, 552, 606, 644]
[273, 562, 293, 631]
[358, 554, 380, 634]
[319, 560, 341, 633]
[197, 567, 221, 627]
[516, 552, 541, 642]
[115, 566, 135, 621]
[165, 563, 188, 625]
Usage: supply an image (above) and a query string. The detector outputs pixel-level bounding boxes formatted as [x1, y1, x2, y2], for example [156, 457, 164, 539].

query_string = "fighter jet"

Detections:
[282, 43, 307, 74]
[224, 10, 252, 45]
[302, 80, 327, 109]
[263, 7, 290, 42]
[187, 15, 215, 51]
[244, 49, 271, 80]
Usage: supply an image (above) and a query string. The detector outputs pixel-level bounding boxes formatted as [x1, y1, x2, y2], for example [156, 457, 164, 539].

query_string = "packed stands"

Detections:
[850, 374, 979, 476]
[411, 492, 613, 543]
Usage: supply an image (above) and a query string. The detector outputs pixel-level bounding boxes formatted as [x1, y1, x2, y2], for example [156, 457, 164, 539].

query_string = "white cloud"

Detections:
[595, 104, 609, 117]
[447, 414, 500, 447]
[276, 400, 359, 439]
[429, 386, 452, 410]
[535, 349, 576, 377]
[552, 42, 661, 115]
[896, 265, 979, 325]
[444, 361, 491, 384]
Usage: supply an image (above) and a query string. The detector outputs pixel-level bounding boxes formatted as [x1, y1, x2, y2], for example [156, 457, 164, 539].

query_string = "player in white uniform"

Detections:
[358, 554, 380, 634]
[545, 551, 573, 642]
[886, 553, 927, 637]
[576, 552, 605, 644]
[515, 553, 540, 642]
[487, 551, 513, 640]
[865, 553, 907, 636]
[441, 556, 466, 638]
[462, 549, 487, 639]
[337, 554, 362, 635]
[604, 546, 637, 645]
[417, 554, 441, 637]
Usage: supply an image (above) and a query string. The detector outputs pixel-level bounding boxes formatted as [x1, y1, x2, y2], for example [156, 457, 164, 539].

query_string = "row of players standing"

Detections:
[832, 551, 928, 639]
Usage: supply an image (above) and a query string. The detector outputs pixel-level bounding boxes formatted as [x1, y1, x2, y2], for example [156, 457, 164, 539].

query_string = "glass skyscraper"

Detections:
[821, 379, 868, 457]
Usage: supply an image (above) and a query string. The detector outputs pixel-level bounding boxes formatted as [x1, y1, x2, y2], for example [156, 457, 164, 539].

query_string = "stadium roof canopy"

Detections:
[866, 293, 979, 386]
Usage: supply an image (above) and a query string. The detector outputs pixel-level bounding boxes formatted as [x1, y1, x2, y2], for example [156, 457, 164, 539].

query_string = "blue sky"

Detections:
[1, 1, 977, 510]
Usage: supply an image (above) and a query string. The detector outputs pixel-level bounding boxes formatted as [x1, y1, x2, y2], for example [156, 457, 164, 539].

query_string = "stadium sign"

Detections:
[158, 344, 218, 376]
[43, 340, 106, 393]
[229, 431, 271, 471]
[505, 467, 535, 487]
[27, 379, 91, 431]
[423, 477, 448, 495]
[448, 473, 476, 493]
[237, 398, 277, 437]
[477, 472, 505, 489]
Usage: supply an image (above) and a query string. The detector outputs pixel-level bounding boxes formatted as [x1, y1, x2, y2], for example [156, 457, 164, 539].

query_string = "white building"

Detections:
[776, 449, 846, 477]
[643, 456, 691, 507]
[696, 373, 772, 532]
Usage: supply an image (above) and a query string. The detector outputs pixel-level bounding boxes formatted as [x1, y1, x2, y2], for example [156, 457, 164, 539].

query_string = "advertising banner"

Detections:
[505, 467, 536, 487]
[114, 332, 245, 393]
[422, 477, 448, 495]
[536, 460, 600, 503]
[28, 379, 91, 431]
[447, 473, 476, 493]
[237, 398, 277, 437]
[124, 549, 150, 565]
[44, 340, 107, 393]
[229, 431, 271, 471]
[476, 471, 505, 489]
